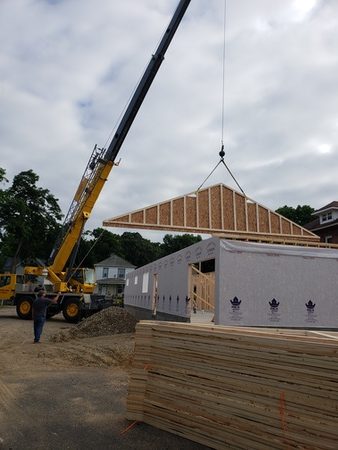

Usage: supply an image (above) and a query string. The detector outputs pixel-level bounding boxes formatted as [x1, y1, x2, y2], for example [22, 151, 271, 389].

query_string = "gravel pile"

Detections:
[50, 307, 138, 342]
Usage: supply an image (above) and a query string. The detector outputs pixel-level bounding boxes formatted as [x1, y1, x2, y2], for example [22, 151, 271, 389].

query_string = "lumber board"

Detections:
[127, 322, 338, 450]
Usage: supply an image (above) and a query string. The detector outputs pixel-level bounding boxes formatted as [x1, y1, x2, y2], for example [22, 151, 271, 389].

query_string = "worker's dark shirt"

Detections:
[32, 296, 52, 319]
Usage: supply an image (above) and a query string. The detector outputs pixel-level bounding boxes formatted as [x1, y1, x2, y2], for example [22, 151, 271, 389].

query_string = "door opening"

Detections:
[189, 259, 215, 323]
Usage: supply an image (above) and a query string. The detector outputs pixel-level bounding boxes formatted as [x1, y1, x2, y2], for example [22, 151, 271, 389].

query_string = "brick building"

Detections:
[305, 201, 338, 243]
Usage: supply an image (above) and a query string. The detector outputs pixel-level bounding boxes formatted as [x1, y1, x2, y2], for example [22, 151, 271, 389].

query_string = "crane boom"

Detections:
[48, 0, 191, 279]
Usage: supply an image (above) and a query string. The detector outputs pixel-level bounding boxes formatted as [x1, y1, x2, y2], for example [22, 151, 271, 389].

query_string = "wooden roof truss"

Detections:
[103, 183, 320, 245]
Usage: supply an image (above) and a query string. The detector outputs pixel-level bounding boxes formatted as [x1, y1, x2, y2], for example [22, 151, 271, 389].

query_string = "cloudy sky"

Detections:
[1, 0, 338, 241]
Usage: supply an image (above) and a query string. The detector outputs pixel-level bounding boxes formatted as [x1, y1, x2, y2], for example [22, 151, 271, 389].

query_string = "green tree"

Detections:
[119, 232, 161, 267]
[76, 228, 123, 267]
[275, 205, 315, 226]
[0, 168, 8, 184]
[160, 234, 202, 257]
[0, 169, 62, 270]
[76, 230, 202, 268]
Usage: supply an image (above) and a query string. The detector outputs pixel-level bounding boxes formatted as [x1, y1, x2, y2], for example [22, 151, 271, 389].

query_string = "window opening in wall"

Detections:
[102, 267, 109, 278]
[142, 272, 149, 293]
[192, 258, 215, 273]
[126, 279, 129, 287]
[152, 274, 158, 317]
[325, 235, 333, 243]
[134, 276, 138, 285]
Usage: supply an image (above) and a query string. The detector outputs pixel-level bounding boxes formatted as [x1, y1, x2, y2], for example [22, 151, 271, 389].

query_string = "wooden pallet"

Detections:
[127, 322, 338, 449]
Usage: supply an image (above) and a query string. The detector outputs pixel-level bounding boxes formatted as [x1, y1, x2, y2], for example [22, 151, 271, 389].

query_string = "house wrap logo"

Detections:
[195, 246, 202, 258]
[229, 296, 242, 321]
[206, 242, 216, 256]
[268, 298, 280, 323]
[305, 300, 315, 311]
[230, 296, 241, 310]
[269, 298, 280, 310]
[305, 299, 317, 324]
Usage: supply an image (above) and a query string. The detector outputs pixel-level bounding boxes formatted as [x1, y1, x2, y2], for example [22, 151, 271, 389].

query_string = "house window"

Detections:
[102, 267, 109, 278]
[134, 276, 138, 285]
[325, 235, 333, 243]
[126, 279, 129, 287]
[322, 212, 333, 222]
[118, 268, 126, 279]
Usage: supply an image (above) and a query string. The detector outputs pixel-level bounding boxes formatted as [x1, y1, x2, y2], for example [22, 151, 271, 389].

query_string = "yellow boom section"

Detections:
[49, 154, 114, 275]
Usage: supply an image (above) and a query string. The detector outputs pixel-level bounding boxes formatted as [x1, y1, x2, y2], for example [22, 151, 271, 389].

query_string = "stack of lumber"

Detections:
[127, 322, 338, 449]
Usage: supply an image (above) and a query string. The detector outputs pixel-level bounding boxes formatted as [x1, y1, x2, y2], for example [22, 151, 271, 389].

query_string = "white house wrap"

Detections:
[124, 237, 338, 328]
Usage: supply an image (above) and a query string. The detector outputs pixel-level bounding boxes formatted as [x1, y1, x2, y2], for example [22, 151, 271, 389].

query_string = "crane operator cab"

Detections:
[67, 268, 96, 294]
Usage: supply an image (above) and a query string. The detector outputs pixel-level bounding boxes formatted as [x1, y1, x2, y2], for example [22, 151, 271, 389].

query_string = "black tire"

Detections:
[16, 298, 33, 320]
[62, 298, 82, 323]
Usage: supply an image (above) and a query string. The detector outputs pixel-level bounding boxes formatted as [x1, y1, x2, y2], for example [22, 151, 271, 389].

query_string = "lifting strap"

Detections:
[196, 145, 246, 196]
[197, 0, 246, 198]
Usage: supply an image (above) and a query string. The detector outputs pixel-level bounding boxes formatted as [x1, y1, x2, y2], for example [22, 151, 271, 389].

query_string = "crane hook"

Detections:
[219, 144, 225, 160]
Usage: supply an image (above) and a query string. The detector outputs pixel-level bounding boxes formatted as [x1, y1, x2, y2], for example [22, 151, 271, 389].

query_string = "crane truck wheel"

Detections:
[16, 298, 33, 320]
[62, 298, 82, 323]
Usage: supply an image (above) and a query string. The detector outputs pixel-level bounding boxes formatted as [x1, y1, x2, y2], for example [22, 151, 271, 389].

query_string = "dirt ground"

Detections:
[0, 306, 210, 450]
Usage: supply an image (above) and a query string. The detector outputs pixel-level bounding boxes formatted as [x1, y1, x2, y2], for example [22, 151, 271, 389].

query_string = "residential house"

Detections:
[304, 201, 338, 243]
[94, 254, 135, 298]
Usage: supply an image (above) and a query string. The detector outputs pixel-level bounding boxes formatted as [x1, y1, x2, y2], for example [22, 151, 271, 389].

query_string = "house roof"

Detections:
[314, 201, 338, 215]
[303, 217, 320, 230]
[305, 217, 338, 232]
[94, 253, 135, 268]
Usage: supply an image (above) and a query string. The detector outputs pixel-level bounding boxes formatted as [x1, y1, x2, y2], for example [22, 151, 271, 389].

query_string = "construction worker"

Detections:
[32, 289, 59, 343]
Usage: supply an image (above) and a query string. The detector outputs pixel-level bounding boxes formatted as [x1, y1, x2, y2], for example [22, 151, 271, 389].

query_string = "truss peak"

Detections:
[103, 183, 319, 244]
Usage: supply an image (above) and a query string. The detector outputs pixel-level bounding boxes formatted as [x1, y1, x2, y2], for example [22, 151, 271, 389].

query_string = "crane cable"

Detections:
[197, 0, 246, 197]
[67, 228, 106, 282]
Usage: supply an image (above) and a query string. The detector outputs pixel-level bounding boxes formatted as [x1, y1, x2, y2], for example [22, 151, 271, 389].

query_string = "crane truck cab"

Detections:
[14, 266, 106, 323]
[0, 274, 17, 302]
[0, 266, 106, 323]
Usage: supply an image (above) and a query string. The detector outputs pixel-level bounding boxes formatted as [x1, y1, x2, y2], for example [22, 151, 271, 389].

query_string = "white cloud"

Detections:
[292, 0, 318, 22]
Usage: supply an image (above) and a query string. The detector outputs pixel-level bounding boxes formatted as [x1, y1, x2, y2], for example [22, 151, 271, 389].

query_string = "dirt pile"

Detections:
[50, 307, 138, 342]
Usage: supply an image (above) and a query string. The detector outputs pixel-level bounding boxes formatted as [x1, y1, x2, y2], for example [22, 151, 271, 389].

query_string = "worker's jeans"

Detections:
[34, 316, 46, 342]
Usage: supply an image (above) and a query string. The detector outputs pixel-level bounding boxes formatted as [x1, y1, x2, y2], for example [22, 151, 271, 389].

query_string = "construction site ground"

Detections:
[0, 306, 210, 450]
